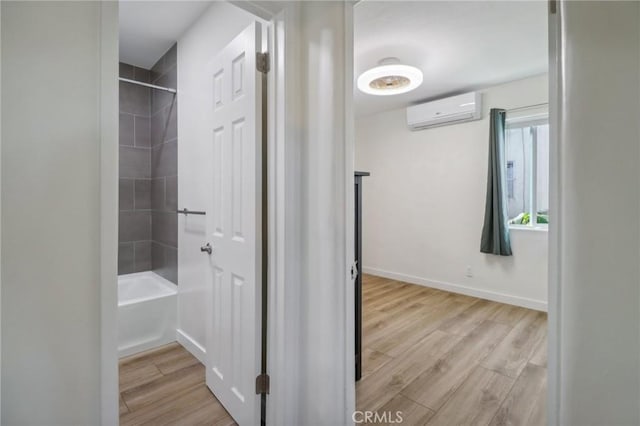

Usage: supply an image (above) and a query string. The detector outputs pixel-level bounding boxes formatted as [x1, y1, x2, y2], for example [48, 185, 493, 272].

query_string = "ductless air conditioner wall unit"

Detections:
[406, 92, 482, 130]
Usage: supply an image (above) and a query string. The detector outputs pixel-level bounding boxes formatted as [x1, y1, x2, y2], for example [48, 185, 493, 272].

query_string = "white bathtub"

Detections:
[118, 271, 177, 358]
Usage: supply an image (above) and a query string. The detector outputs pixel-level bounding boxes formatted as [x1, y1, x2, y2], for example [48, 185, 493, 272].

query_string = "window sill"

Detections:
[509, 224, 548, 232]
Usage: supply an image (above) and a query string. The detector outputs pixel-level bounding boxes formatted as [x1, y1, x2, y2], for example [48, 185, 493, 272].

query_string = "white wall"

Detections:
[356, 74, 548, 310]
[176, 2, 256, 361]
[0, 3, 3, 420]
[268, 3, 354, 424]
[1, 2, 118, 424]
[552, 2, 640, 424]
[295, 3, 354, 423]
[99, 2, 120, 424]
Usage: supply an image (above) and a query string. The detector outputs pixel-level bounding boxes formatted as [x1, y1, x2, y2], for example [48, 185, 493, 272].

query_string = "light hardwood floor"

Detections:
[357, 274, 547, 426]
[119, 343, 235, 426]
[120, 274, 546, 425]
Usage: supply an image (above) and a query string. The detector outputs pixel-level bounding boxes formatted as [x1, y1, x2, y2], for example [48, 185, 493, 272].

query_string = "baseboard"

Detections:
[118, 336, 177, 358]
[176, 328, 207, 364]
[363, 267, 548, 312]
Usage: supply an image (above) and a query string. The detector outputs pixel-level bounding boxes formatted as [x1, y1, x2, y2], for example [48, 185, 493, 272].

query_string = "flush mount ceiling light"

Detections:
[357, 58, 423, 96]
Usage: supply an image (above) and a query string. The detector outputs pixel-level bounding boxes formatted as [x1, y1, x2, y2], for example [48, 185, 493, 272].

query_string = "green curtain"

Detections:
[480, 109, 512, 256]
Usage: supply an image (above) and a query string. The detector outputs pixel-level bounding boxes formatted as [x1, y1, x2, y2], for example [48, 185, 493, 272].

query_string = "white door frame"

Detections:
[100, 1, 293, 424]
[101, 1, 356, 424]
[100, 1, 120, 425]
[345, 3, 561, 426]
[97, 3, 273, 425]
[264, 3, 356, 425]
[547, 4, 560, 425]
[238, 2, 357, 424]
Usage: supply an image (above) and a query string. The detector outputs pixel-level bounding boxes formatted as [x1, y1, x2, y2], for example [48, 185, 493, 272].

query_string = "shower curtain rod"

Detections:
[506, 102, 548, 113]
[119, 77, 177, 94]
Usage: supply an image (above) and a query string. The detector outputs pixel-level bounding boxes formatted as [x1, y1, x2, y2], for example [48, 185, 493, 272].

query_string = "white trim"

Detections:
[509, 224, 549, 232]
[267, 4, 353, 423]
[119, 338, 177, 359]
[506, 113, 549, 126]
[530, 125, 538, 226]
[343, 2, 356, 423]
[363, 267, 548, 312]
[547, 3, 562, 425]
[230, 1, 281, 21]
[266, 7, 298, 426]
[100, 2, 119, 425]
[0, 3, 3, 419]
[176, 329, 207, 365]
[0, 2, 3, 418]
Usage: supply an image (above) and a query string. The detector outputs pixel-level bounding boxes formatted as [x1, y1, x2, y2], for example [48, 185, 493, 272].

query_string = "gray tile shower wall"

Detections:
[119, 62, 152, 275]
[150, 44, 178, 284]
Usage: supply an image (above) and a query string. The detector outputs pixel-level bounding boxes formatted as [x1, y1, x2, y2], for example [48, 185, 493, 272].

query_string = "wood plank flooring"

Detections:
[119, 343, 235, 426]
[119, 274, 546, 425]
[357, 274, 547, 426]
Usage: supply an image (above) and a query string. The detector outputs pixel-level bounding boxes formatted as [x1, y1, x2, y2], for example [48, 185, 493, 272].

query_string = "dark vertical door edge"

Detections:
[354, 171, 369, 381]
[259, 57, 269, 425]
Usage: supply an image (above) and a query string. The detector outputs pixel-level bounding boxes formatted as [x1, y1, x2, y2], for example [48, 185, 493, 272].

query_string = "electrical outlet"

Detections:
[465, 265, 473, 278]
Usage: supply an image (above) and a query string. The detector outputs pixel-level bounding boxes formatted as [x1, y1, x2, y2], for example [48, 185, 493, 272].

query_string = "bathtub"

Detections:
[118, 271, 177, 358]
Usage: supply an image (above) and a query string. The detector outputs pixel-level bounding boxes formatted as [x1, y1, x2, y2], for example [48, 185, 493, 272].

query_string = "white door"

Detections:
[205, 22, 263, 426]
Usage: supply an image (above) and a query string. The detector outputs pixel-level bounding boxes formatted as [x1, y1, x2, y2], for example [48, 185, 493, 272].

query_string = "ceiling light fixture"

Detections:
[357, 58, 423, 96]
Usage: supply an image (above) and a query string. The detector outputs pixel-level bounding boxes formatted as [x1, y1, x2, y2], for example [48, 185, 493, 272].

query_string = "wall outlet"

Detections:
[465, 265, 473, 278]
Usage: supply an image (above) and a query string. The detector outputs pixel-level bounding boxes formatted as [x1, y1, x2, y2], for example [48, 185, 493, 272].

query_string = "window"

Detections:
[505, 115, 549, 227]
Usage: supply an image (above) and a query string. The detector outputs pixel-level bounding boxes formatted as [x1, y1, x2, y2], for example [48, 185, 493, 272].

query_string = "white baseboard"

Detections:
[118, 335, 177, 359]
[176, 328, 207, 364]
[363, 267, 548, 312]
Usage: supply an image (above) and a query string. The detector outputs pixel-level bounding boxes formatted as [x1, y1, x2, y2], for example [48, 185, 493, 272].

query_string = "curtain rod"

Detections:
[118, 77, 176, 94]
[506, 102, 548, 113]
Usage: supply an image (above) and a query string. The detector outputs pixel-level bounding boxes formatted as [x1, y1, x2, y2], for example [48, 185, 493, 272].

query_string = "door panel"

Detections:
[205, 22, 262, 426]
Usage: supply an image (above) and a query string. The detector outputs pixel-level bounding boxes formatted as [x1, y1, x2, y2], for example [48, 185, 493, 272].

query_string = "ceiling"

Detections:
[119, 1, 213, 69]
[354, 1, 548, 117]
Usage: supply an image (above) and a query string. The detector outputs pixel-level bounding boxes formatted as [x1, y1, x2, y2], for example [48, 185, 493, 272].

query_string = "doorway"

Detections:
[115, 2, 271, 425]
[351, 2, 550, 424]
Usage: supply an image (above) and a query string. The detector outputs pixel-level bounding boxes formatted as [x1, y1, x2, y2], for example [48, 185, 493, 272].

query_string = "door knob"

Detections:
[200, 243, 212, 255]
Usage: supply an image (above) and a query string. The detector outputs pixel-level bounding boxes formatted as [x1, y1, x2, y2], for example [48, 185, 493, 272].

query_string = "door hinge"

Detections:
[549, 0, 557, 15]
[350, 261, 359, 281]
[256, 52, 270, 74]
[256, 373, 270, 395]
